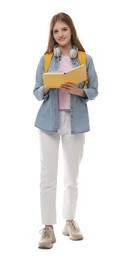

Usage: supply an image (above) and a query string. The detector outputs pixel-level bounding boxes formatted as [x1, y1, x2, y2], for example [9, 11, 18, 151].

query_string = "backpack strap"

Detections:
[44, 52, 53, 72]
[78, 51, 88, 87]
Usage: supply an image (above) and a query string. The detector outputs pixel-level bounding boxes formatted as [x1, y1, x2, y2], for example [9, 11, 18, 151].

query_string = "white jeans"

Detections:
[39, 111, 85, 225]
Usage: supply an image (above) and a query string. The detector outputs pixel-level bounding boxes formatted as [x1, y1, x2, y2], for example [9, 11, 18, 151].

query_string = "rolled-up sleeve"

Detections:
[81, 55, 98, 102]
[33, 56, 49, 101]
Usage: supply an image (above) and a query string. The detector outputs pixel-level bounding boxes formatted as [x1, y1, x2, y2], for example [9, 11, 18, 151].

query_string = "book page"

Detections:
[65, 64, 86, 85]
[43, 73, 65, 88]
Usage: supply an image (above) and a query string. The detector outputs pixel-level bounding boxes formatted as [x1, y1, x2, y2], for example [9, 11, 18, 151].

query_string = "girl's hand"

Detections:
[43, 85, 50, 94]
[60, 83, 87, 97]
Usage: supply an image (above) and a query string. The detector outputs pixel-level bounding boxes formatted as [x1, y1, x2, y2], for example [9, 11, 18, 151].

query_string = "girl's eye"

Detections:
[53, 30, 58, 34]
[63, 28, 67, 31]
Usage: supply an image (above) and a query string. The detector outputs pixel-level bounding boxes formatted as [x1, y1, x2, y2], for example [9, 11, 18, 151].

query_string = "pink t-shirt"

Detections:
[58, 55, 73, 110]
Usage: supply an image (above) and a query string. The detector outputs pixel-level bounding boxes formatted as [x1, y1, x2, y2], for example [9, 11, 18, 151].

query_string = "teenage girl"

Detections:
[33, 12, 98, 249]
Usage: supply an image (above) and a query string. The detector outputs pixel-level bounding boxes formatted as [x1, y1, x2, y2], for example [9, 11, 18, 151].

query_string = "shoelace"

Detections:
[67, 220, 80, 231]
[39, 227, 51, 238]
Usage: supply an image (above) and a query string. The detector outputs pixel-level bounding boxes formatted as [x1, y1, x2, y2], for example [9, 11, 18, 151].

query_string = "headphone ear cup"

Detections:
[54, 45, 78, 58]
[69, 47, 78, 58]
[53, 46, 61, 57]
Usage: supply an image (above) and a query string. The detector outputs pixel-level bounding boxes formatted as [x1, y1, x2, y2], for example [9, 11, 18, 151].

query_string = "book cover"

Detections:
[43, 64, 86, 88]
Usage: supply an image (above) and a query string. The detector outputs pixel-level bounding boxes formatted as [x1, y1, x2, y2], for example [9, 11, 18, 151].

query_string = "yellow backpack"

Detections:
[44, 51, 88, 87]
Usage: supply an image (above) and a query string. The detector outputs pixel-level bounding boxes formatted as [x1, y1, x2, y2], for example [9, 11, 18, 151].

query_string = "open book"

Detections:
[43, 64, 86, 88]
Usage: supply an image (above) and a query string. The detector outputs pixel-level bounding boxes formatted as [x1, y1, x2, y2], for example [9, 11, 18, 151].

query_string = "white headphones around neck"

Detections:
[53, 45, 78, 58]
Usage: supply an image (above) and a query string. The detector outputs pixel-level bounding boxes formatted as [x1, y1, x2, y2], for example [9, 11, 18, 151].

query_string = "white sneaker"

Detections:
[38, 226, 56, 249]
[63, 220, 83, 240]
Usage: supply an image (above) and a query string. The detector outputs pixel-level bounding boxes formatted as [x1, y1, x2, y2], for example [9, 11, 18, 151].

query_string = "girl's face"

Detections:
[53, 21, 72, 48]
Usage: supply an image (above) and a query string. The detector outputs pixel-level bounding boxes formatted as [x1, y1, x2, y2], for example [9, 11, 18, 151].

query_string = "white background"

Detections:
[0, 0, 133, 259]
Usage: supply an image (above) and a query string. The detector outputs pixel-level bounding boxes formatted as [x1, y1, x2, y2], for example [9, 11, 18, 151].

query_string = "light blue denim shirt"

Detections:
[33, 54, 98, 134]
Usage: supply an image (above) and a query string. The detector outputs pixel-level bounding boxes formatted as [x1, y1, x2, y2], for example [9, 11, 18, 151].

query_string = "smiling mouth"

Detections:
[58, 37, 66, 41]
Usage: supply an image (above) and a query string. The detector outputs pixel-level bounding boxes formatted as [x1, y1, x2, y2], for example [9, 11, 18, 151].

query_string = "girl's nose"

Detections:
[58, 30, 63, 37]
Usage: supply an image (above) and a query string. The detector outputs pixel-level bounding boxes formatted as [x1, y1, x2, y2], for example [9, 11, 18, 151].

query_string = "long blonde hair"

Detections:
[45, 12, 85, 53]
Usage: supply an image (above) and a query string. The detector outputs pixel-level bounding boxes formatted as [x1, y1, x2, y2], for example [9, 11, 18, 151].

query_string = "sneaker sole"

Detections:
[38, 240, 56, 249]
[38, 245, 53, 249]
[63, 231, 83, 240]
[69, 236, 84, 241]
